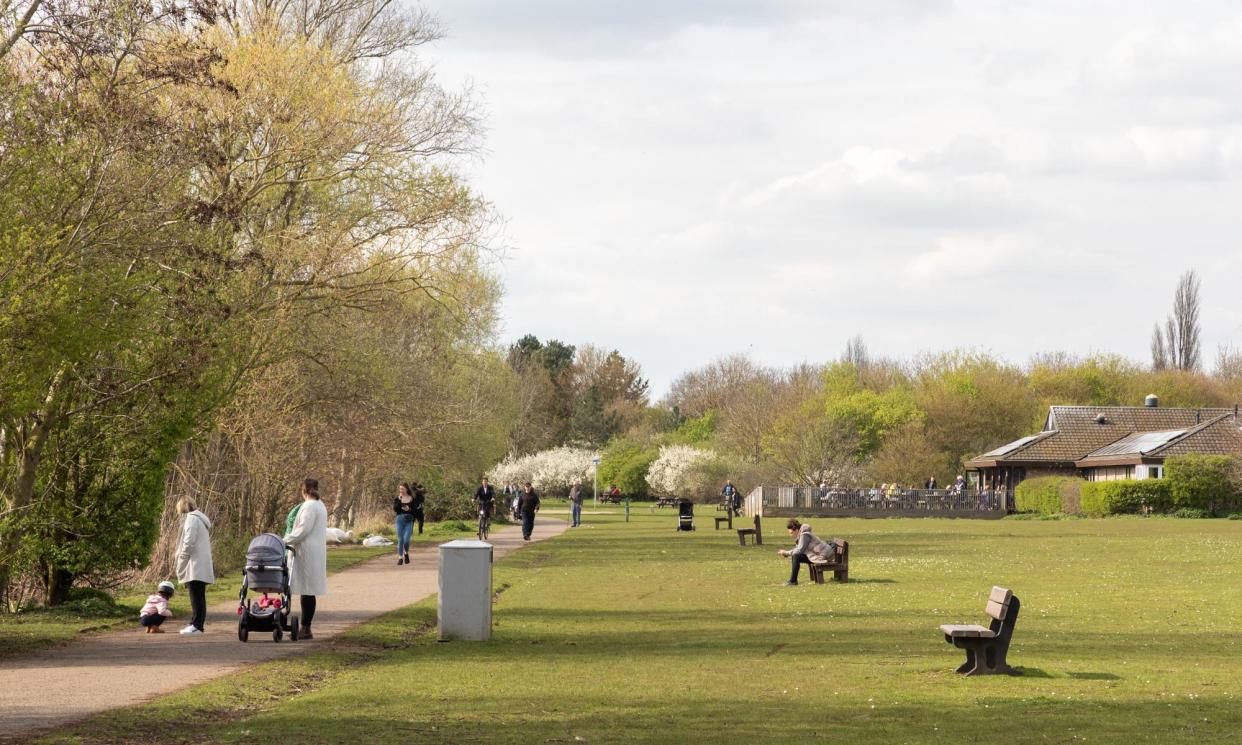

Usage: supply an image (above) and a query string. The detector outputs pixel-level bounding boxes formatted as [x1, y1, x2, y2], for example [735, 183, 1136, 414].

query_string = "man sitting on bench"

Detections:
[777, 519, 836, 586]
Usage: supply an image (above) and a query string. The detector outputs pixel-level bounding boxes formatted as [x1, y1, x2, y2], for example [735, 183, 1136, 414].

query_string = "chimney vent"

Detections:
[1095, 413, 1107, 424]
[1145, 394, 1159, 408]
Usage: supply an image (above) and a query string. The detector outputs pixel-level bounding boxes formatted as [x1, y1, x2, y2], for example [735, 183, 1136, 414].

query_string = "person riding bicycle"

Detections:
[474, 478, 497, 518]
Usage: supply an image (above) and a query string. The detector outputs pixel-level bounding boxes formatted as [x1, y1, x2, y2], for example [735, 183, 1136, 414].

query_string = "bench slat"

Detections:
[989, 586, 1013, 606]
[939, 624, 996, 638]
[985, 600, 1008, 621]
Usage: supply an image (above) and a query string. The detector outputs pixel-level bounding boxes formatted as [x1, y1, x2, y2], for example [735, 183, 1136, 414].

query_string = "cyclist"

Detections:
[474, 478, 496, 539]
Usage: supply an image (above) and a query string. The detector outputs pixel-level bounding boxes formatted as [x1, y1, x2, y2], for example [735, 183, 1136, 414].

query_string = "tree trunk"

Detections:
[44, 565, 74, 607]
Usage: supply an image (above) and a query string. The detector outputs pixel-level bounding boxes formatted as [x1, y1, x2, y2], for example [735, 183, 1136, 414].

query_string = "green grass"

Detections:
[0, 520, 485, 660]
[30, 510, 1242, 745]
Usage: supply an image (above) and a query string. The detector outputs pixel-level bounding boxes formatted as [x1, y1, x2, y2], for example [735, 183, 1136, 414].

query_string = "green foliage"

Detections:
[1079, 480, 1173, 516]
[1165, 454, 1240, 515]
[1014, 477, 1084, 515]
[822, 363, 923, 458]
[668, 411, 717, 445]
[1173, 507, 1211, 519]
[597, 438, 659, 499]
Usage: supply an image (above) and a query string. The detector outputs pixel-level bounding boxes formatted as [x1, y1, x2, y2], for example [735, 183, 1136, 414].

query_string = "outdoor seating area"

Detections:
[755, 485, 1010, 518]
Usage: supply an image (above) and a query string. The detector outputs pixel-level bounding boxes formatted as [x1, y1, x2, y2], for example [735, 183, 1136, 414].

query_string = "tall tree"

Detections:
[1151, 270, 1202, 371]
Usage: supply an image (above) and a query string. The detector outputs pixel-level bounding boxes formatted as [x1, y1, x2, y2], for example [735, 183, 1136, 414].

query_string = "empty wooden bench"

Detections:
[713, 512, 733, 530]
[939, 586, 1021, 676]
[808, 539, 848, 583]
[736, 515, 762, 545]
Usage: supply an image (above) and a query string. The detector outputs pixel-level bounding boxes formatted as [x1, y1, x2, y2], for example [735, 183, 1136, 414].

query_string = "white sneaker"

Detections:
[179, 625, 203, 635]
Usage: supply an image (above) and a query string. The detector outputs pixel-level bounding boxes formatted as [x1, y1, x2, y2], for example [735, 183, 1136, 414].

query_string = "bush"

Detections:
[1165, 454, 1241, 515]
[1079, 480, 1172, 516]
[1014, 477, 1083, 515]
[597, 438, 659, 499]
[1173, 507, 1211, 519]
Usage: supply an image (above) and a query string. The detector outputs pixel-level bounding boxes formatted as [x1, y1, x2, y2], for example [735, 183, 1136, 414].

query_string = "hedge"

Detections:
[1014, 477, 1083, 515]
[1079, 480, 1172, 516]
[1165, 454, 1240, 515]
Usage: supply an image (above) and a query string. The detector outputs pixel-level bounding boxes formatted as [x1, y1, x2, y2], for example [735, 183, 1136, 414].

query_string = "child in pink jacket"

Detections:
[139, 581, 176, 634]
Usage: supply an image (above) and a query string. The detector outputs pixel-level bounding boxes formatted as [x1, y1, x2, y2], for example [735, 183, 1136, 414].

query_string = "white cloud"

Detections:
[429, 1, 1242, 394]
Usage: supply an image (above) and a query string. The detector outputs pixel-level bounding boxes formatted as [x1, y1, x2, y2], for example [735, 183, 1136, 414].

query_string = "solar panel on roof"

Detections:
[982, 434, 1044, 457]
[1089, 429, 1185, 457]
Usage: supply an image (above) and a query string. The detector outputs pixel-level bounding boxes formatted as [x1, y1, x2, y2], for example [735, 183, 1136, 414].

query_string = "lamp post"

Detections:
[592, 456, 601, 508]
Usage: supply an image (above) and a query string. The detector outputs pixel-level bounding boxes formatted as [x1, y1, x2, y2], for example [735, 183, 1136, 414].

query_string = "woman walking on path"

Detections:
[394, 482, 417, 565]
[518, 482, 540, 541]
[174, 498, 214, 636]
[284, 478, 328, 640]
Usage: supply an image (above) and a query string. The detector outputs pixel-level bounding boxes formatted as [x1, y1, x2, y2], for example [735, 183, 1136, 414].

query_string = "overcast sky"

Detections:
[427, 0, 1242, 397]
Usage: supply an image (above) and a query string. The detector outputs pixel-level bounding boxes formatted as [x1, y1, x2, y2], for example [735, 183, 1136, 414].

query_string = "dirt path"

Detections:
[0, 519, 566, 739]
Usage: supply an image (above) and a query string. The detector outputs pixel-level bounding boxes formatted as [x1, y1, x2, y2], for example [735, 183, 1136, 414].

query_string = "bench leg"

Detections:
[809, 565, 824, 584]
[956, 648, 976, 674]
[834, 568, 848, 583]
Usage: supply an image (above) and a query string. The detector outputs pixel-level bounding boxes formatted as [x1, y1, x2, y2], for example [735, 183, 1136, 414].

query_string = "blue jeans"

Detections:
[521, 510, 536, 539]
[571, 501, 582, 527]
[396, 514, 415, 555]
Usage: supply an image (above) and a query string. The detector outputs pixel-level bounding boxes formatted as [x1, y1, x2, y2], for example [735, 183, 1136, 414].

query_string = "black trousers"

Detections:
[140, 614, 166, 627]
[521, 511, 535, 539]
[301, 595, 317, 629]
[185, 580, 208, 630]
[789, 554, 813, 583]
[413, 509, 424, 534]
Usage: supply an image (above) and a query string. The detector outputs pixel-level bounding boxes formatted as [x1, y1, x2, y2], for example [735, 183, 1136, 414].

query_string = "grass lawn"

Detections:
[0, 519, 487, 660]
[30, 508, 1242, 745]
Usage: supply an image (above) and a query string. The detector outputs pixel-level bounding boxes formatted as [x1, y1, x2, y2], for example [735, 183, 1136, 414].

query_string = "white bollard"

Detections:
[437, 539, 493, 641]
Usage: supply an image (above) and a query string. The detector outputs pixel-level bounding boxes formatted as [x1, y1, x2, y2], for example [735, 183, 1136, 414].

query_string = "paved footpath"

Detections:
[0, 519, 566, 740]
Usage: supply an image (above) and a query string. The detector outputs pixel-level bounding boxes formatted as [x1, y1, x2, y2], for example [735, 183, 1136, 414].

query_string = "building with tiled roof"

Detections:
[963, 396, 1241, 493]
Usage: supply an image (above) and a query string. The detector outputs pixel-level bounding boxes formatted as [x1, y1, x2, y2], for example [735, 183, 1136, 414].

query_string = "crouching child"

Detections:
[778, 520, 837, 586]
[139, 581, 176, 633]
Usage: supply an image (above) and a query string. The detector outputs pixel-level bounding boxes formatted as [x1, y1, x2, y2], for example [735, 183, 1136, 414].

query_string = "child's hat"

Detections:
[158, 581, 176, 594]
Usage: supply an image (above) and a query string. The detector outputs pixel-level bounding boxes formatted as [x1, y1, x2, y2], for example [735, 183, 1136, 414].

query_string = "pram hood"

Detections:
[246, 533, 286, 566]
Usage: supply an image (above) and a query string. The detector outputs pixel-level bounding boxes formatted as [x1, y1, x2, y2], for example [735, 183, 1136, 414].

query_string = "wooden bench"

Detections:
[713, 512, 733, 530]
[736, 515, 761, 545]
[655, 496, 678, 508]
[807, 539, 848, 583]
[939, 586, 1021, 676]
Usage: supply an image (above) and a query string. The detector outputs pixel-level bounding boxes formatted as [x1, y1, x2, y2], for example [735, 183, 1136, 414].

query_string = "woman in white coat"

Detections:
[284, 478, 328, 639]
[174, 497, 214, 635]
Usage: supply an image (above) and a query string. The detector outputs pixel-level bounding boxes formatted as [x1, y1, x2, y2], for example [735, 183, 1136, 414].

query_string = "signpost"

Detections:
[592, 456, 601, 508]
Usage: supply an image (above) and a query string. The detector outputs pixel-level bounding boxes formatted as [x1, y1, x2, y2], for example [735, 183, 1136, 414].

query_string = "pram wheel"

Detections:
[238, 613, 249, 643]
[289, 614, 300, 642]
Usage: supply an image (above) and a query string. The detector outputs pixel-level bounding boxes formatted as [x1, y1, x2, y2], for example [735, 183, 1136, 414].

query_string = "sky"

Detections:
[426, 0, 1242, 397]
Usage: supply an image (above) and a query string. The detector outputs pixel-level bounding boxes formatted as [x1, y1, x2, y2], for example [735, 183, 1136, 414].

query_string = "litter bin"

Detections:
[438, 539, 492, 641]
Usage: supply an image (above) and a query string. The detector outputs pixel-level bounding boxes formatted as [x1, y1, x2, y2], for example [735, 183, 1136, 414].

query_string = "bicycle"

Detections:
[477, 505, 491, 541]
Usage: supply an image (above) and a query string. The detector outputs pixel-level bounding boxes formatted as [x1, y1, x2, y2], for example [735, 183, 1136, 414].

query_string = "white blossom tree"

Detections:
[489, 447, 599, 495]
[647, 445, 721, 497]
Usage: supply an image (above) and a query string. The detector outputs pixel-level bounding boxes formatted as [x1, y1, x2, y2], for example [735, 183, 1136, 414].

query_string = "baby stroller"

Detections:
[237, 533, 299, 643]
[677, 500, 695, 531]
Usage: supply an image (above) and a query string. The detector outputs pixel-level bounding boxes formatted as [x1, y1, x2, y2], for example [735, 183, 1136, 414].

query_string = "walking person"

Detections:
[174, 497, 214, 636]
[518, 482, 540, 540]
[412, 482, 426, 535]
[722, 480, 741, 517]
[394, 482, 417, 565]
[284, 478, 328, 640]
[569, 480, 584, 527]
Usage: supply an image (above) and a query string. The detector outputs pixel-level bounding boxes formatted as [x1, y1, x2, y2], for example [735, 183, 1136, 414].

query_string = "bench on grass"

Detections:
[655, 496, 678, 508]
[939, 586, 1021, 676]
[807, 539, 848, 583]
[736, 515, 761, 545]
[713, 511, 733, 530]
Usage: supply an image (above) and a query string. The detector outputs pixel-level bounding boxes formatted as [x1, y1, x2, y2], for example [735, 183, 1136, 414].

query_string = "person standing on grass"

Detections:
[174, 497, 214, 636]
[285, 478, 328, 640]
[394, 482, 417, 565]
[518, 482, 540, 540]
[722, 480, 741, 516]
[777, 519, 836, 586]
[569, 480, 584, 527]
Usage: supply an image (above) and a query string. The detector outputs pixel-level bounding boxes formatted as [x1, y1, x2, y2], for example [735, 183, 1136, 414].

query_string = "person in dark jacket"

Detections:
[518, 482, 540, 540]
[474, 478, 496, 518]
[411, 482, 426, 534]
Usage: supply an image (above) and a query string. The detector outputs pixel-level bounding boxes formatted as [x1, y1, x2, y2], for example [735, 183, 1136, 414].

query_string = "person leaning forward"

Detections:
[778, 519, 836, 586]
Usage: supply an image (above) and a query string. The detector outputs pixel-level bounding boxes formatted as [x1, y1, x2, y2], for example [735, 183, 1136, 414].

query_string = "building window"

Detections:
[1149, 466, 1163, 479]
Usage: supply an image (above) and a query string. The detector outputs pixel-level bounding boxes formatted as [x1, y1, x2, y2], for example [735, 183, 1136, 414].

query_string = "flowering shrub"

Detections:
[489, 447, 599, 495]
[647, 445, 721, 497]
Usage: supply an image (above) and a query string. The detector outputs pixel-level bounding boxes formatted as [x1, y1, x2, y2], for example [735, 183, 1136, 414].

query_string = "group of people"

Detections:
[478, 478, 542, 540]
[140, 479, 329, 640]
